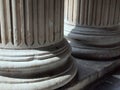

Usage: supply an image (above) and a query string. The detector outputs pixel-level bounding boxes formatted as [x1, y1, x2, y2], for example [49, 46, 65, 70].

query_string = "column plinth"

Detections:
[64, 0, 120, 60]
[0, 0, 77, 89]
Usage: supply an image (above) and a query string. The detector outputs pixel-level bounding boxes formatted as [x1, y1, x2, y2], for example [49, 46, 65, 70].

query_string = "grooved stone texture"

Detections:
[64, 0, 120, 60]
[0, 0, 77, 90]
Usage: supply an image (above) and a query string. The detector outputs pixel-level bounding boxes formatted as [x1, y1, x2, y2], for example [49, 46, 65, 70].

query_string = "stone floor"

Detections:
[85, 67, 120, 90]
[62, 57, 120, 90]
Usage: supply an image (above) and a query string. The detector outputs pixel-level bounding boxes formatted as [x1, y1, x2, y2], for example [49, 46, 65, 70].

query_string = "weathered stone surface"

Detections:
[0, 0, 77, 89]
[0, 0, 64, 48]
[85, 66, 120, 90]
[64, 0, 120, 60]
[59, 58, 120, 90]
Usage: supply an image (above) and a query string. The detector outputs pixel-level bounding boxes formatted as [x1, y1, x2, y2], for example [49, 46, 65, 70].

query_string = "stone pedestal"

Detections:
[0, 0, 77, 89]
[64, 0, 120, 60]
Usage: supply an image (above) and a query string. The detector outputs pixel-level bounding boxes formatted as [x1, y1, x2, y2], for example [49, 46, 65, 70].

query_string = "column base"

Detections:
[64, 23, 120, 60]
[0, 57, 77, 90]
[0, 40, 77, 90]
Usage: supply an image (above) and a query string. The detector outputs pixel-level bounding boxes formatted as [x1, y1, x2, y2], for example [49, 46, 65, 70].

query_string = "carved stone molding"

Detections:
[0, 0, 77, 89]
[64, 0, 120, 60]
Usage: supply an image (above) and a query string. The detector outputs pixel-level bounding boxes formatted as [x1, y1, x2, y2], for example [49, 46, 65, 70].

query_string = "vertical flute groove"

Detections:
[38, 0, 45, 45]
[11, 0, 19, 46]
[20, 0, 25, 45]
[33, 0, 38, 45]
[0, 0, 7, 44]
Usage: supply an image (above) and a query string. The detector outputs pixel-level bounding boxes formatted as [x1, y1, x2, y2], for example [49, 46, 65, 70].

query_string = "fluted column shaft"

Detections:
[0, 0, 77, 90]
[0, 0, 64, 48]
[64, 0, 120, 60]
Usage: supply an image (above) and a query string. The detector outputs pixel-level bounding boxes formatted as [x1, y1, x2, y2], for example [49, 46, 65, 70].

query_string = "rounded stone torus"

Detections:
[64, 0, 120, 60]
[0, 0, 77, 89]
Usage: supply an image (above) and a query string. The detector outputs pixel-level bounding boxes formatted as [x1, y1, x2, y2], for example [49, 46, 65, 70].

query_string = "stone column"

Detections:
[0, 0, 77, 89]
[64, 0, 120, 60]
